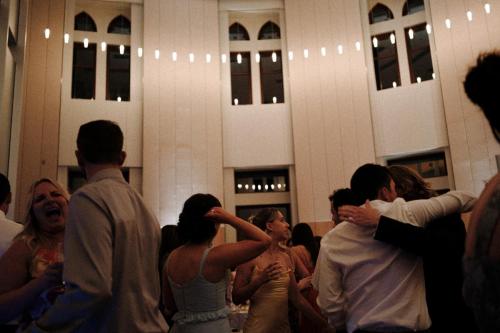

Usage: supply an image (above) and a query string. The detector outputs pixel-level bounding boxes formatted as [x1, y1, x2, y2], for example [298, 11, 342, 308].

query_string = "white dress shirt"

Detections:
[312, 191, 476, 333]
[0, 210, 22, 257]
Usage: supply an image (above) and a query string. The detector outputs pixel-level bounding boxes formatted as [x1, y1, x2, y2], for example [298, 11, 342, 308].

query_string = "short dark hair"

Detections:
[0, 173, 10, 204]
[177, 193, 222, 244]
[291, 223, 319, 265]
[464, 52, 500, 141]
[329, 188, 357, 212]
[350, 163, 392, 203]
[77, 120, 124, 164]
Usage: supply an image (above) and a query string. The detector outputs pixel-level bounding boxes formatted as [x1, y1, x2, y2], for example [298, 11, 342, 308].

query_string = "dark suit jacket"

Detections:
[375, 214, 478, 333]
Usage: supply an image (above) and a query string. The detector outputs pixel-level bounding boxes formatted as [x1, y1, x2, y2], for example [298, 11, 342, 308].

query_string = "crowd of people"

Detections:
[0, 52, 498, 333]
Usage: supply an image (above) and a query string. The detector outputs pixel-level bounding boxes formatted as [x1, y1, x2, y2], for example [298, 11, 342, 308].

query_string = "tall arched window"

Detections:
[229, 22, 250, 41]
[402, 0, 425, 16]
[107, 15, 131, 35]
[369, 3, 394, 24]
[74, 12, 97, 32]
[258, 21, 280, 40]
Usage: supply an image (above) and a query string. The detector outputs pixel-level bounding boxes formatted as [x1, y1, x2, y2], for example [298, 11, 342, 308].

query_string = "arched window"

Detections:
[258, 21, 280, 40]
[229, 22, 250, 41]
[107, 15, 131, 35]
[74, 12, 97, 32]
[369, 3, 394, 24]
[402, 0, 425, 16]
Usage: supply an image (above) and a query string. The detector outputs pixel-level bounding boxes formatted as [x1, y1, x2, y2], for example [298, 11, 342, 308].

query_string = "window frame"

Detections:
[404, 22, 433, 84]
[371, 31, 401, 90]
[106, 44, 131, 101]
[71, 42, 97, 100]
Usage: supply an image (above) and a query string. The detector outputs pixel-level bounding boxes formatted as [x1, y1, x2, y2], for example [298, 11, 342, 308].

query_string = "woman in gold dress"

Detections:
[232, 208, 334, 333]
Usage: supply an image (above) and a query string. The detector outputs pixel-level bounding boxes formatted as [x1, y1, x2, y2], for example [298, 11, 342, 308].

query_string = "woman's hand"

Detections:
[37, 262, 64, 291]
[338, 200, 380, 226]
[204, 207, 232, 224]
[252, 262, 282, 285]
[297, 275, 312, 291]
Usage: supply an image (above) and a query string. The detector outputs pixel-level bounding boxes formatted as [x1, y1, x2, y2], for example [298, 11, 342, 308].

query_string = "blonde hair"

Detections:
[15, 178, 70, 251]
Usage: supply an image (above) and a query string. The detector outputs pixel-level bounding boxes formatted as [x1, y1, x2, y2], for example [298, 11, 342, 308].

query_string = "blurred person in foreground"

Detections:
[462, 51, 500, 333]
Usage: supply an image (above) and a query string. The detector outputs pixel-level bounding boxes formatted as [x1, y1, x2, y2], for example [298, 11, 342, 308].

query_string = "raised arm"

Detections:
[205, 207, 271, 269]
[407, 190, 476, 226]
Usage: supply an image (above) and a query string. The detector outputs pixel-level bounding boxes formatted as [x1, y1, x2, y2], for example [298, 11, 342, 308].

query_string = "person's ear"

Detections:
[119, 151, 126, 165]
[75, 150, 84, 167]
[266, 221, 273, 233]
[378, 187, 390, 201]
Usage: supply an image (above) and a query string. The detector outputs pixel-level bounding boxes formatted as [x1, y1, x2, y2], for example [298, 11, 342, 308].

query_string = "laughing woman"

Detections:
[0, 178, 69, 329]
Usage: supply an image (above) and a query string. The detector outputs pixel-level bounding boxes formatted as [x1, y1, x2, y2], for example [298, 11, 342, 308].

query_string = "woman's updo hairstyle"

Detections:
[249, 207, 280, 232]
[177, 193, 222, 244]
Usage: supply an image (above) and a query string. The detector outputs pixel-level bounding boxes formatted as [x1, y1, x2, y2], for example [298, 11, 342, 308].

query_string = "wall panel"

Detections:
[430, 0, 500, 194]
[143, 0, 223, 226]
[284, 0, 375, 223]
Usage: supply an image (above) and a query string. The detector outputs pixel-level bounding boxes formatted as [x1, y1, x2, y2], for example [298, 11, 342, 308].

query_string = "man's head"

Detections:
[350, 163, 397, 203]
[0, 173, 12, 214]
[464, 52, 500, 142]
[329, 188, 356, 224]
[76, 120, 125, 169]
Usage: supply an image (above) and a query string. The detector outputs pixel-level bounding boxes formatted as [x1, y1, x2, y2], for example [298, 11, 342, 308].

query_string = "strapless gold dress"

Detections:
[243, 268, 291, 333]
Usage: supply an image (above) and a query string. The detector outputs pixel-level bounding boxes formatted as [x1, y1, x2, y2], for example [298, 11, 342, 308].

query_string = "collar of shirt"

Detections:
[88, 168, 126, 184]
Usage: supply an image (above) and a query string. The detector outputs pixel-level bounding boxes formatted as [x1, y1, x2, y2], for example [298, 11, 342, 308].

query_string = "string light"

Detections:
[221, 54, 227, 63]
[484, 3, 491, 14]
[83, 38, 89, 48]
[138, 47, 143, 58]
[372, 37, 378, 48]
[189, 53, 194, 63]
[272, 96, 277, 104]
[466, 10, 473, 21]
[426, 24, 432, 34]
[432, 73, 436, 79]
[155, 49, 160, 59]
[390, 33, 396, 44]
[355, 41, 361, 51]
[172, 51, 177, 61]
[408, 29, 414, 40]
[288, 51, 294, 60]
[303, 49, 309, 58]
[445, 18, 451, 29]
[206, 53, 211, 63]
[320, 47, 326, 56]
[392, 81, 397, 88]
[101, 42, 107, 52]
[64, 33, 70, 44]
[417, 77, 422, 83]
[271, 51, 277, 62]
[337, 44, 343, 55]
[237, 53, 242, 64]
[233, 98, 239, 105]
[255, 52, 260, 63]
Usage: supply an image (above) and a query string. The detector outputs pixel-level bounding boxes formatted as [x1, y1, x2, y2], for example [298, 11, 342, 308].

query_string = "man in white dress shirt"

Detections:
[313, 163, 475, 333]
[0, 173, 22, 257]
[28, 120, 168, 332]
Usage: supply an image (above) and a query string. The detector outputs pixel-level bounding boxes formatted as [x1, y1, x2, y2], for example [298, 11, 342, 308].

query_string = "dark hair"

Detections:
[329, 188, 357, 212]
[177, 193, 222, 244]
[159, 225, 184, 273]
[0, 173, 10, 204]
[292, 223, 319, 265]
[77, 120, 124, 164]
[388, 165, 437, 201]
[464, 52, 500, 142]
[350, 163, 392, 203]
[250, 207, 281, 232]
